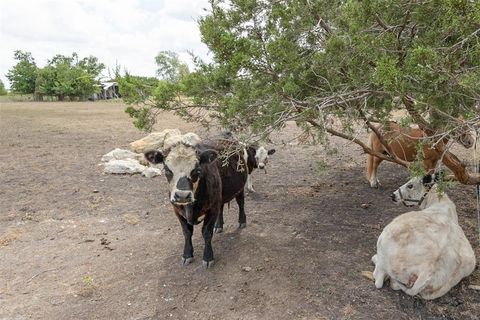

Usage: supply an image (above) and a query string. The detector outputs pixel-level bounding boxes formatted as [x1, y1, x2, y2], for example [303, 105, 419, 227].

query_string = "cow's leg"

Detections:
[246, 174, 255, 193]
[369, 157, 382, 188]
[202, 211, 217, 268]
[366, 154, 374, 184]
[236, 190, 246, 229]
[176, 213, 194, 266]
[373, 264, 386, 289]
[214, 205, 224, 233]
[403, 272, 431, 297]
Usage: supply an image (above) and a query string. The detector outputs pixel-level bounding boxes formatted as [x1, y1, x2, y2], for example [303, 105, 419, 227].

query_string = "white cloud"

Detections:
[0, 0, 211, 89]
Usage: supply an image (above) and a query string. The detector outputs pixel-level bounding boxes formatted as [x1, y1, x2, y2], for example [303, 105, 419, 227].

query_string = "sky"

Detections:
[0, 0, 212, 89]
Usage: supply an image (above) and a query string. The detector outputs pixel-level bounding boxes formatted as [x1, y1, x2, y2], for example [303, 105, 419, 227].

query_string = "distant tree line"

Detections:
[0, 80, 7, 95]
[6, 50, 105, 101]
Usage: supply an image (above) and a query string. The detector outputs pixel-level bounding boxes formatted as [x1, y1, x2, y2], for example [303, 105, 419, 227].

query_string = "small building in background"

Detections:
[90, 81, 120, 100]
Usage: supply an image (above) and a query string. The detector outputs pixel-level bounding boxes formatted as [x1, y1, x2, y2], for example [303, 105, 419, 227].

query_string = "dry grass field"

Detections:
[0, 101, 479, 319]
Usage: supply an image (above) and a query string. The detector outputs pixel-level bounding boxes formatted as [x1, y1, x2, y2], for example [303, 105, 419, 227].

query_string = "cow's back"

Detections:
[198, 140, 248, 203]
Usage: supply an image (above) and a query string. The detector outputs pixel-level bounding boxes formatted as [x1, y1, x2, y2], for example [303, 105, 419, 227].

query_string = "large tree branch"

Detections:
[403, 95, 480, 184]
[402, 95, 435, 135]
[441, 151, 480, 185]
[354, 106, 410, 166]
[307, 119, 408, 167]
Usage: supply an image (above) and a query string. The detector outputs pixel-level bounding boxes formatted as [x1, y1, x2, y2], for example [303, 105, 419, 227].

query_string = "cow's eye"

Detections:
[190, 169, 201, 182]
[407, 184, 413, 189]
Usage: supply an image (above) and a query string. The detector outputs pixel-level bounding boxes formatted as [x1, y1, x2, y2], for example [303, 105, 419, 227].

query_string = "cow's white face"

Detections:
[255, 147, 276, 170]
[163, 145, 200, 204]
[391, 174, 435, 206]
[144, 144, 217, 205]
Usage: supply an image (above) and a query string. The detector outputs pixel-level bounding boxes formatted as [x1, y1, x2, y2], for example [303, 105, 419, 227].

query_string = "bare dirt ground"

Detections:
[1, 101, 479, 320]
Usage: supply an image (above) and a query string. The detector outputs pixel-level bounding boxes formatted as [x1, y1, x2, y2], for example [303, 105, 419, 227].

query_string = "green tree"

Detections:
[125, 0, 480, 184]
[119, 73, 160, 131]
[155, 51, 189, 83]
[0, 80, 8, 95]
[121, 52, 188, 130]
[6, 50, 38, 94]
[37, 53, 105, 100]
[78, 56, 105, 78]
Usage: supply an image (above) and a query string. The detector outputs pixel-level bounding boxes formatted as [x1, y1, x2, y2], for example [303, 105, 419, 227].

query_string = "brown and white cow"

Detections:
[144, 133, 247, 268]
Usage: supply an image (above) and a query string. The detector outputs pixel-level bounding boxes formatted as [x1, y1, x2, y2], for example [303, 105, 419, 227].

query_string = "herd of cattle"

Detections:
[122, 126, 477, 300]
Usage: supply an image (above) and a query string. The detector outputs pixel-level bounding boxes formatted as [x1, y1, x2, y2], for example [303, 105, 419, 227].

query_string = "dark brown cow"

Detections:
[203, 139, 250, 234]
[144, 134, 247, 268]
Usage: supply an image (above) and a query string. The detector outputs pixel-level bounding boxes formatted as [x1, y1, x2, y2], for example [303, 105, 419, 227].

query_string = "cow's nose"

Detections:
[258, 163, 265, 169]
[174, 191, 192, 203]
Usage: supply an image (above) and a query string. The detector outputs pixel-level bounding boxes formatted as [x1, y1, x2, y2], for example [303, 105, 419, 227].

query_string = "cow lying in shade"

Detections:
[144, 133, 247, 268]
[372, 173, 476, 299]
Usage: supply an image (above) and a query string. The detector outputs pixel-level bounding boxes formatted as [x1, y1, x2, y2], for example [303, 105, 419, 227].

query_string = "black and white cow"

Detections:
[144, 133, 247, 268]
[218, 131, 276, 192]
[243, 144, 276, 192]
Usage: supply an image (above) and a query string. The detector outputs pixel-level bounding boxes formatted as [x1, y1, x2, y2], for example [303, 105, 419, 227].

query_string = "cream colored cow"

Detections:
[372, 174, 476, 299]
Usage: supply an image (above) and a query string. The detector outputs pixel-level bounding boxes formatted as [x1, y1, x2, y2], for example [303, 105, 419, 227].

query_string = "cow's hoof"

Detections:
[238, 222, 247, 229]
[390, 279, 402, 291]
[369, 180, 381, 189]
[214, 227, 223, 233]
[203, 260, 214, 269]
[181, 257, 194, 266]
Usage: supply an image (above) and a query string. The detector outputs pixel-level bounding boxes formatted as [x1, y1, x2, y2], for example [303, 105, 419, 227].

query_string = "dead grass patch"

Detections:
[0, 229, 21, 247]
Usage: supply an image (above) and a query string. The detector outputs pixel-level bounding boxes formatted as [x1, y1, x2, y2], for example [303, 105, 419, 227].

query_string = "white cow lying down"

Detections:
[372, 173, 476, 300]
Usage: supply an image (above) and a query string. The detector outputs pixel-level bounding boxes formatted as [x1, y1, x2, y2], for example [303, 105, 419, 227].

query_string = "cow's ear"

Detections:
[144, 150, 164, 164]
[422, 174, 433, 185]
[267, 149, 276, 155]
[199, 149, 218, 164]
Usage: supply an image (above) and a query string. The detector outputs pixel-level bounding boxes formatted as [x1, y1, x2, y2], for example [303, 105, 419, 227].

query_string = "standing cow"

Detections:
[217, 130, 276, 192]
[243, 144, 276, 192]
[144, 133, 247, 268]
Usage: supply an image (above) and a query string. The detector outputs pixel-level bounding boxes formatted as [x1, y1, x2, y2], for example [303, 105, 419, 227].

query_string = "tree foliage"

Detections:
[121, 52, 190, 131]
[6, 50, 37, 94]
[119, 73, 160, 130]
[155, 51, 189, 83]
[0, 80, 7, 96]
[6, 51, 104, 100]
[124, 0, 480, 184]
[37, 53, 105, 100]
